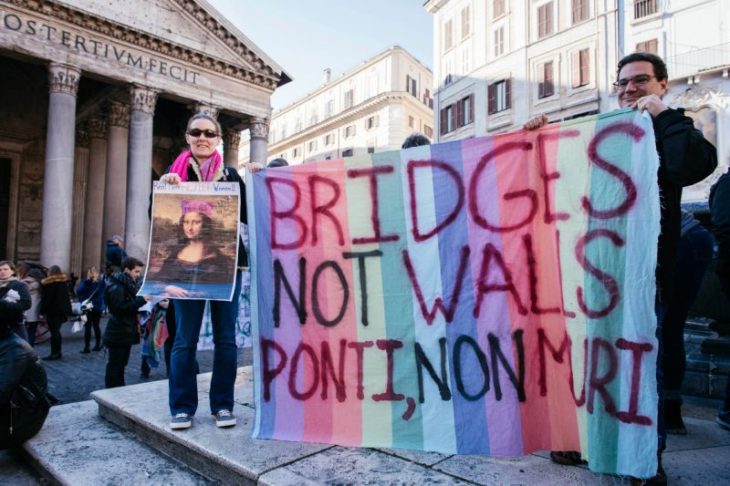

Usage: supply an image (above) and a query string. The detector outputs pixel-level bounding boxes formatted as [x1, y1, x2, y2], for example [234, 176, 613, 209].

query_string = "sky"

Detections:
[206, 0, 433, 111]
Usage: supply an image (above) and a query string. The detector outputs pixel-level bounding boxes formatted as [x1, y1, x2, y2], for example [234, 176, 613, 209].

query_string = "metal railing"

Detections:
[666, 42, 730, 78]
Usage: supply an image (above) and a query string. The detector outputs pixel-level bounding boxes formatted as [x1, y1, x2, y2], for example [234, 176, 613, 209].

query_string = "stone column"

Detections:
[125, 85, 158, 260]
[223, 128, 241, 168]
[249, 117, 269, 165]
[40, 63, 80, 271]
[82, 115, 108, 271]
[70, 125, 90, 277]
[103, 101, 130, 251]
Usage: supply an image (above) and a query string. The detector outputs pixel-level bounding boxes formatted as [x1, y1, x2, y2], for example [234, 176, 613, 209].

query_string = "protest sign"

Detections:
[140, 181, 240, 301]
[248, 110, 660, 477]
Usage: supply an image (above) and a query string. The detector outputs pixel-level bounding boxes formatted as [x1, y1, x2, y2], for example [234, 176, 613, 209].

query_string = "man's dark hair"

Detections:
[617, 52, 668, 81]
[402, 133, 431, 149]
[267, 158, 289, 168]
[122, 257, 144, 271]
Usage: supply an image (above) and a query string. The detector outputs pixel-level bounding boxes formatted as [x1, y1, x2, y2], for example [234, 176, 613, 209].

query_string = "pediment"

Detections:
[47, 0, 290, 88]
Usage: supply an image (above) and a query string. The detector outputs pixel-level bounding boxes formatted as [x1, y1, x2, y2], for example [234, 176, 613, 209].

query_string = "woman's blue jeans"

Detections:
[169, 271, 242, 416]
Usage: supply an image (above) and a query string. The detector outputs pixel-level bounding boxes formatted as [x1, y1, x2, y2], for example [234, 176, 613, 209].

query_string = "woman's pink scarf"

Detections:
[169, 150, 223, 182]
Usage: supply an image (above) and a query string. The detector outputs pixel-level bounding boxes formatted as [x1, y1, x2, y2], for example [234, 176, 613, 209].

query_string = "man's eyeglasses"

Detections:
[187, 128, 219, 138]
[613, 74, 656, 90]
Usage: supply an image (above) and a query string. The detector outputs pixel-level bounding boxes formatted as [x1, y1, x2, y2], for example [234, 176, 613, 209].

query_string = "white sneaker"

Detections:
[170, 412, 192, 430]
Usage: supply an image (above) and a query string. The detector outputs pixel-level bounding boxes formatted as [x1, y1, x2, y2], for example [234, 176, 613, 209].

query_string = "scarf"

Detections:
[169, 150, 223, 182]
[0, 276, 17, 288]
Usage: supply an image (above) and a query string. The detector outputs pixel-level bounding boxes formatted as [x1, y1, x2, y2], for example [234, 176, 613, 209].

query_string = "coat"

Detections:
[40, 274, 72, 322]
[0, 280, 31, 329]
[76, 278, 106, 312]
[103, 272, 147, 346]
[21, 277, 41, 322]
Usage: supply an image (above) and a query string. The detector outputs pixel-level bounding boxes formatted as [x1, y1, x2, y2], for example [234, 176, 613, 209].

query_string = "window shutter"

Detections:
[456, 100, 464, 127]
[450, 105, 458, 131]
[505, 79, 512, 110]
[538, 64, 545, 98]
[546, 62, 554, 96]
[468, 94, 474, 123]
[572, 50, 580, 87]
[440, 108, 447, 134]
[488, 84, 495, 114]
[580, 49, 589, 85]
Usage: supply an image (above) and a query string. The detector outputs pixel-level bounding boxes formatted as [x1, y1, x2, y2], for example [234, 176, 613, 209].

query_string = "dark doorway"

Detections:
[0, 158, 10, 259]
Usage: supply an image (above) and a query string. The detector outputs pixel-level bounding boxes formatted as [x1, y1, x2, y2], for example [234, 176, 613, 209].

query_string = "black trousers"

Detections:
[46, 314, 65, 356]
[84, 310, 102, 349]
[105, 344, 131, 388]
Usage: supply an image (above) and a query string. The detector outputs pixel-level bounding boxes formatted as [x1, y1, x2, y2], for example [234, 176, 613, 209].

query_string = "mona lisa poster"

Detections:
[140, 181, 240, 301]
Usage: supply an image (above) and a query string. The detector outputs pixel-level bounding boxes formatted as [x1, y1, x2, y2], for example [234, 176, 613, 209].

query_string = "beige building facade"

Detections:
[0, 0, 289, 274]
[425, 0, 729, 202]
[240, 46, 433, 165]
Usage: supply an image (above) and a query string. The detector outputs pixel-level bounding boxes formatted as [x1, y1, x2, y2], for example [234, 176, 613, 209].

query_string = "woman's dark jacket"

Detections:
[103, 272, 147, 346]
[654, 108, 717, 300]
[0, 280, 31, 329]
[0, 332, 49, 449]
[76, 278, 106, 312]
[40, 274, 72, 322]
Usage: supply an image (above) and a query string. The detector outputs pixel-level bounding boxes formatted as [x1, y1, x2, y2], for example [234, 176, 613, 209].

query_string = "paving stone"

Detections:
[375, 447, 451, 467]
[664, 416, 730, 452]
[663, 445, 730, 486]
[23, 401, 211, 485]
[259, 446, 471, 485]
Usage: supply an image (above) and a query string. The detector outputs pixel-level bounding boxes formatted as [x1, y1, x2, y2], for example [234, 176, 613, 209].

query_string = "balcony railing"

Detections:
[666, 42, 730, 79]
[634, 0, 658, 19]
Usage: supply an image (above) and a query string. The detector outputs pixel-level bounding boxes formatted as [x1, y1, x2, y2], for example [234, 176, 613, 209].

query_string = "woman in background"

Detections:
[40, 266, 72, 360]
[76, 266, 106, 353]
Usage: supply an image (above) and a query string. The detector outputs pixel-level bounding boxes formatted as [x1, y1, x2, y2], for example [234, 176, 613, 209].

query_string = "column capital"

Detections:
[88, 115, 107, 139]
[130, 85, 159, 115]
[48, 62, 81, 96]
[249, 116, 270, 140]
[76, 123, 90, 148]
[108, 101, 130, 128]
[223, 127, 241, 147]
[190, 102, 219, 119]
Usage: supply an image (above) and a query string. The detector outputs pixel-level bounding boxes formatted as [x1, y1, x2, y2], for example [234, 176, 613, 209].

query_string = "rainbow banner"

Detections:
[249, 110, 660, 478]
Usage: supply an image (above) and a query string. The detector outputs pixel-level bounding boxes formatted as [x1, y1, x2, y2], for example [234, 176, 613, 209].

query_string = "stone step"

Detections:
[87, 367, 730, 485]
[21, 400, 212, 485]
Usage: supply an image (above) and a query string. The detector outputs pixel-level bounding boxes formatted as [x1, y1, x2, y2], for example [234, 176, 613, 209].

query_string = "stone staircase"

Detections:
[20, 367, 730, 485]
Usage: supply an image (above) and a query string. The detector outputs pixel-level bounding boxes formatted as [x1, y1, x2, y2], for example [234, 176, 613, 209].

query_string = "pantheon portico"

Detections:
[0, 0, 289, 274]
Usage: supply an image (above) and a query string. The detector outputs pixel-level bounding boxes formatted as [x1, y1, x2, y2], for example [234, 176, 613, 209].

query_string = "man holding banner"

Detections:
[527, 52, 717, 483]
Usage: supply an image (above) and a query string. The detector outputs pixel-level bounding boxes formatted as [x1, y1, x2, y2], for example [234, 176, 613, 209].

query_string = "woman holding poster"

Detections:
[159, 112, 261, 430]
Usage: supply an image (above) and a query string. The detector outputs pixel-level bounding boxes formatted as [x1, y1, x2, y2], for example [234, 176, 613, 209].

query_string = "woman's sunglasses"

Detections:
[187, 128, 219, 138]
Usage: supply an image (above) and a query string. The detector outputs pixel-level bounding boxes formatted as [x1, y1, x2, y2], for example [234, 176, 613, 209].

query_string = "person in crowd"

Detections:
[103, 257, 149, 388]
[40, 265, 72, 360]
[0, 318, 50, 450]
[105, 235, 127, 277]
[524, 51, 717, 484]
[0, 261, 31, 341]
[267, 157, 289, 168]
[709, 168, 730, 431]
[159, 112, 261, 430]
[153, 200, 234, 295]
[76, 266, 106, 353]
[140, 298, 171, 379]
[401, 132, 431, 149]
[662, 211, 714, 434]
[17, 264, 43, 346]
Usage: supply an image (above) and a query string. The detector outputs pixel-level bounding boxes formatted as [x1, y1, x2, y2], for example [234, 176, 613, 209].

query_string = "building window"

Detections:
[538, 61, 554, 98]
[424, 125, 433, 138]
[308, 140, 317, 152]
[309, 114, 318, 125]
[325, 99, 334, 117]
[488, 79, 511, 114]
[344, 125, 356, 138]
[572, 48, 590, 88]
[295, 118, 302, 132]
[325, 133, 333, 145]
[634, 0, 657, 19]
[538, 2, 554, 39]
[461, 47, 470, 74]
[406, 75, 418, 97]
[366, 115, 378, 129]
[367, 147, 375, 154]
[440, 105, 455, 135]
[444, 19, 453, 50]
[494, 27, 504, 57]
[572, 0, 589, 24]
[342, 148, 353, 157]
[493, 0, 505, 18]
[423, 88, 433, 108]
[457, 95, 474, 127]
[408, 116, 415, 128]
[636, 39, 658, 54]
[292, 147, 299, 158]
[344, 89, 354, 109]
[461, 6, 470, 39]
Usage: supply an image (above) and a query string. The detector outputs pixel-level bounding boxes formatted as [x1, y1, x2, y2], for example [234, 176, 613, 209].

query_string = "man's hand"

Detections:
[244, 162, 264, 173]
[523, 114, 548, 131]
[160, 173, 182, 185]
[631, 94, 668, 118]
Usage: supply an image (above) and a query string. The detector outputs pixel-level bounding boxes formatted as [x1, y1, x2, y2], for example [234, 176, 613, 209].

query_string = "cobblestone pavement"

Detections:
[35, 316, 253, 405]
